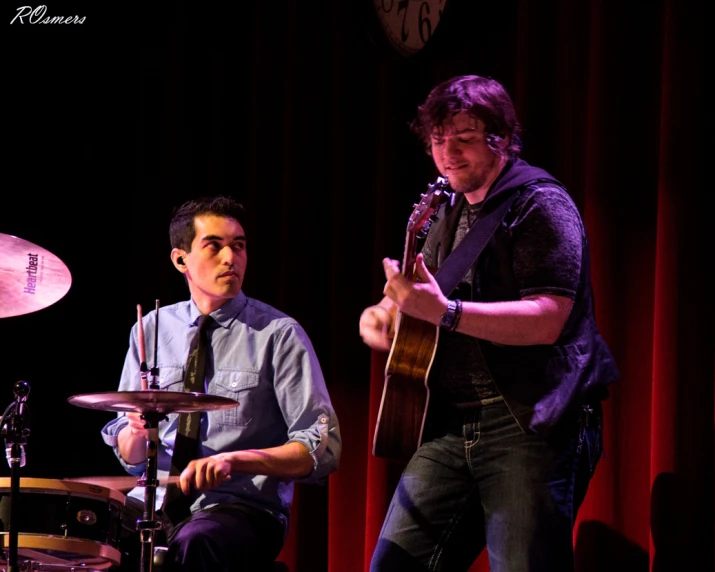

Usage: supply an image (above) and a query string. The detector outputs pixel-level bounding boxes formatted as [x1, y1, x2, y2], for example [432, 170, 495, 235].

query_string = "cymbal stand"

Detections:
[0, 381, 31, 572]
[136, 299, 163, 572]
[136, 409, 166, 572]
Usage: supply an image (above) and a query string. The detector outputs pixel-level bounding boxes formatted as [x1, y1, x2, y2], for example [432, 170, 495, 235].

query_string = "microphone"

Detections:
[5, 380, 30, 468]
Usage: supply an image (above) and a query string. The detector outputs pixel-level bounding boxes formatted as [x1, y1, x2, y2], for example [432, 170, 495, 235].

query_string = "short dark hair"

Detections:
[169, 195, 247, 251]
[410, 74, 523, 157]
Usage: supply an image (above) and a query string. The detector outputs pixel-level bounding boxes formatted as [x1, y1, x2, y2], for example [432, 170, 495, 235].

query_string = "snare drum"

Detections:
[0, 477, 125, 570]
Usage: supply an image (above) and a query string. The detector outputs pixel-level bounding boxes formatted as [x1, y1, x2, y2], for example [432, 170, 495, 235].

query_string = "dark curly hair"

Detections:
[410, 75, 523, 157]
[169, 195, 247, 251]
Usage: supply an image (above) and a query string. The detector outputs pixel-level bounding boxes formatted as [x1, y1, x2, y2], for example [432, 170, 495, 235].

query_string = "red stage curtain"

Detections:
[277, 1, 709, 571]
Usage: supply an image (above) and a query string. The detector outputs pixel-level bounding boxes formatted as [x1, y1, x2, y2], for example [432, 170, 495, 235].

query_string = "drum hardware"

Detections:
[0, 232, 72, 570]
[132, 301, 163, 572]
[0, 478, 124, 571]
[0, 233, 72, 319]
[68, 300, 239, 571]
[66, 391, 240, 416]
[0, 381, 31, 572]
[67, 393, 238, 572]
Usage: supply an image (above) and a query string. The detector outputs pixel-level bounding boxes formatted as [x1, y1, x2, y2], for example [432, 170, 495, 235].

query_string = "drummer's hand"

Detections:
[180, 454, 232, 494]
[125, 412, 148, 438]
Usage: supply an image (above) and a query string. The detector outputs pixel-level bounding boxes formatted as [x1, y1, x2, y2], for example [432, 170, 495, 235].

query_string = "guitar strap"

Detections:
[433, 191, 519, 297]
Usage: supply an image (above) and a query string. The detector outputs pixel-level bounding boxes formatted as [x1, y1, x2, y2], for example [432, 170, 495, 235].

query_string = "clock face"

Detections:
[373, 0, 447, 57]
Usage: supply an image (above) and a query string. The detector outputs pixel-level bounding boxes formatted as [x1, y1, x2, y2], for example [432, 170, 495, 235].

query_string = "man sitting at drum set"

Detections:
[100, 196, 342, 571]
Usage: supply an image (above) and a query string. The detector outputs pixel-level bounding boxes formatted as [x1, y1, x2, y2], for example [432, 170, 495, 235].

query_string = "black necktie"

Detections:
[163, 314, 213, 524]
[170, 313, 213, 473]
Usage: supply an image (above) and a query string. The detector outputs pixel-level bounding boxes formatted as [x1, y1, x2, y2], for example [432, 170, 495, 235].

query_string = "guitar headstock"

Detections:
[406, 176, 452, 237]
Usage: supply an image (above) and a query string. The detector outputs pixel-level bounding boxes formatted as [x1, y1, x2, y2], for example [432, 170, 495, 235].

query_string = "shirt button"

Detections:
[231, 382, 238, 387]
[319, 416, 328, 424]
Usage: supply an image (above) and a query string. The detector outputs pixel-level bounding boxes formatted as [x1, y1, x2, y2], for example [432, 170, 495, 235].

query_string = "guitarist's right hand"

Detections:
[383, 255, 449, 326]
[359, 300, 395, 352]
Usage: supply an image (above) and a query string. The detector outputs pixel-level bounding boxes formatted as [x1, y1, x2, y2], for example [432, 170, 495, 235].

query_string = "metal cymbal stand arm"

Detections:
[137, 298, 163, 571]
[137, 412, 165, 572]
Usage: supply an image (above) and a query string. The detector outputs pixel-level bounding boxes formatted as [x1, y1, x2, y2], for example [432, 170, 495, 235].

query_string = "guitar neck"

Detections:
[373, 176, 450, 461]
[402, 231, 418, 282]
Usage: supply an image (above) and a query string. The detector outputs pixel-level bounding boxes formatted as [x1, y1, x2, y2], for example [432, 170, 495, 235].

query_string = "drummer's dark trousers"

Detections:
[119, 496, 285, 571]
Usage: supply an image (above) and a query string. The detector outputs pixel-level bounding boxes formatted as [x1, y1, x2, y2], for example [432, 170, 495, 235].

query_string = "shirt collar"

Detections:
[187, 291, 248, 329]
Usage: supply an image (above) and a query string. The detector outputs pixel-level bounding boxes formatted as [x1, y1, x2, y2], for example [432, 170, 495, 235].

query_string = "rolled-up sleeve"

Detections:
[273, 321, 341, 485]
[101, 415, 146, 475]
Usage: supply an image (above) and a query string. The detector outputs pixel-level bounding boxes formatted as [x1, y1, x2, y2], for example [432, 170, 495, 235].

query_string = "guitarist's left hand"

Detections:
[383, 253, 448, 325]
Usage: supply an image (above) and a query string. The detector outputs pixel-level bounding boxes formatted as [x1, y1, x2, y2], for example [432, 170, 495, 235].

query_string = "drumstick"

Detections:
[64, 474, 183, 490]
[144, 475, 182, 486]
[137, 304, 149, 390]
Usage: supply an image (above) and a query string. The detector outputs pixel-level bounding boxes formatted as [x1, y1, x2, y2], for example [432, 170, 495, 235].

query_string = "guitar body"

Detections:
[372, 177, 451, 462]
[373, 313, 439, 461]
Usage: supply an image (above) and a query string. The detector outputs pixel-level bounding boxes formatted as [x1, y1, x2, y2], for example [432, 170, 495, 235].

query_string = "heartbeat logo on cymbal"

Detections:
[24, 253, 39, 295]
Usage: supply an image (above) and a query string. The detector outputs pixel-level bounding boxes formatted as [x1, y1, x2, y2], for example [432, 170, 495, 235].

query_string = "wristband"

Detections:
[440, 299, 462, 332]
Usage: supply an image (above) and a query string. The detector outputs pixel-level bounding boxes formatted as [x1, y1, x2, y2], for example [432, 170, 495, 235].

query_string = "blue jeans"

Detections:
[371, 400, 603, 572]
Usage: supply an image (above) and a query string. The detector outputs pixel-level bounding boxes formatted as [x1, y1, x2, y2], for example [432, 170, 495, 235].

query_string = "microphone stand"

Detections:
[1, 380, 31, 572]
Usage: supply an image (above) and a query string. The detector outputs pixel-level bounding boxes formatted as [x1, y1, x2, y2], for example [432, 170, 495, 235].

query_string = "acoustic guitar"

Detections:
[373, 176, 451, 462]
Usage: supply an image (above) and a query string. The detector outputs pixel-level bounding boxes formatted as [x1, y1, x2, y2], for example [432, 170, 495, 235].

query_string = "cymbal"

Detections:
[67, 390, 239, 414]
[0, 233, 72, 318]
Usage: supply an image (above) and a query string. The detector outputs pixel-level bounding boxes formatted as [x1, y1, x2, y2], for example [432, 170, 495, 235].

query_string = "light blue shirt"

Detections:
[101, 291, 341, 530]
